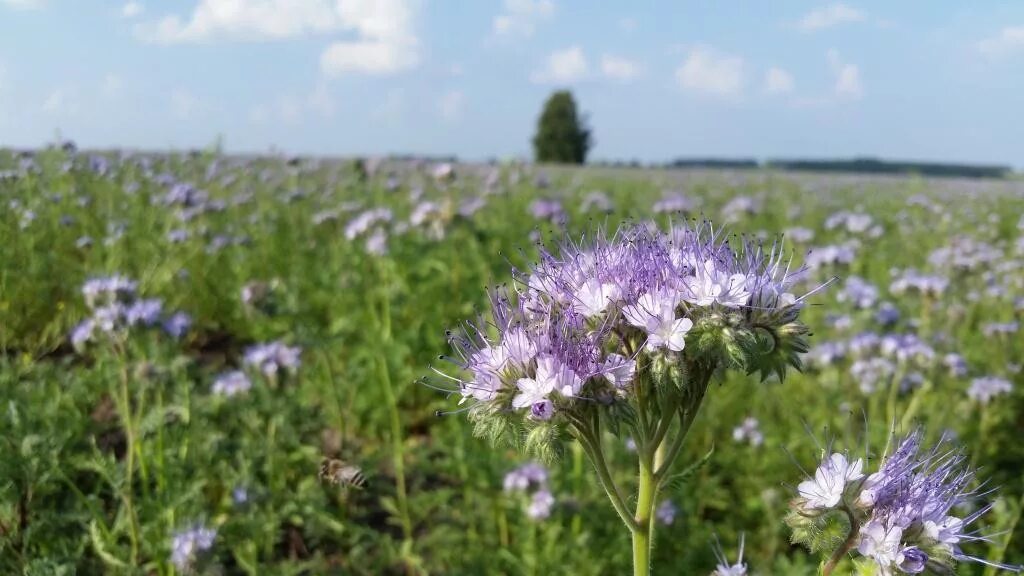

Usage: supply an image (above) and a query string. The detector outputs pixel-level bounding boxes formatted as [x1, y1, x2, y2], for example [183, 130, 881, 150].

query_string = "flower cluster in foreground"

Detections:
[441, 221, 816, 456]
[787, 429, 1021, 575]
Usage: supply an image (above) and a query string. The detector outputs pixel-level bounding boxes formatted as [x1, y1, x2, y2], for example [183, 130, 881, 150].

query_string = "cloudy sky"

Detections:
[1, 0, 1022, 165]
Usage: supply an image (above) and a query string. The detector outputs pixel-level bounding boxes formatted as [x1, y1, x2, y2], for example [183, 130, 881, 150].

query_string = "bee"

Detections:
[319, 458, 366, 489]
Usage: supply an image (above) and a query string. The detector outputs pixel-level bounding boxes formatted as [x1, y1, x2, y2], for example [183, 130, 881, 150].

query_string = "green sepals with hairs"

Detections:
[785, 507, 851, 556]
[746, 320, 810, 382]
[524, 421, 564, 464]
[468, 402, 524, 451]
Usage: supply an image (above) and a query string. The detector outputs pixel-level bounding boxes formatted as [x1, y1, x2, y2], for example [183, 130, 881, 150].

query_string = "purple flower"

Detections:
[505, 459, 552, 491]
[732, 417, 764, 447]
[170, 524, 216, 571]
[163, 312, 192, 339]
[243, 342, 302, 377]
[526, 489, 555, 520]
[212, 371, 252, 397]
[82, 275, 137, 308]
[656, 500, 678, 525]
[967, 376, 1012, 405]
[837, 276, 878, 309]
[125, 298, 163, 327]
[852, 429, 1021, 574]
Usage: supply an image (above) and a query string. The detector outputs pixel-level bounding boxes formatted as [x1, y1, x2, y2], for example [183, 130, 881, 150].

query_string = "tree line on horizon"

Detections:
[532, 91, 1013, 179]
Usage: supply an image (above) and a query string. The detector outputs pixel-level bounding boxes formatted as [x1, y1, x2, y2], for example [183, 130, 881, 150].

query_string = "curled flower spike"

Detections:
[787, 428, 1022, 575]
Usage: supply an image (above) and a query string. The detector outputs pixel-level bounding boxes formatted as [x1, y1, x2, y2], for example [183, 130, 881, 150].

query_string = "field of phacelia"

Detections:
[1, 147, 1023, 575]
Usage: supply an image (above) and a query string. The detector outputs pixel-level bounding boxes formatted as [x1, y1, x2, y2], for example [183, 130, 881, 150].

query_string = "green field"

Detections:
[1, 148, 1022, 574]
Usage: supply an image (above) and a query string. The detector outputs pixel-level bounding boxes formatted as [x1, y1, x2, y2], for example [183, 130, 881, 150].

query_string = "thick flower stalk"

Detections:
[439, 221, 816, 576]
[786, 429, 1022, 575]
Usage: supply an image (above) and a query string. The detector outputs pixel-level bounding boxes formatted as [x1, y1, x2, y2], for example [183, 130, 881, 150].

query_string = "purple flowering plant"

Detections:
[440, 220, 817, 576]
[786, 429, 1021, 575]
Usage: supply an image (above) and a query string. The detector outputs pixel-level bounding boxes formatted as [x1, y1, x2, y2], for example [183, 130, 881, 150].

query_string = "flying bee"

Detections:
[319, 458, 366, 490]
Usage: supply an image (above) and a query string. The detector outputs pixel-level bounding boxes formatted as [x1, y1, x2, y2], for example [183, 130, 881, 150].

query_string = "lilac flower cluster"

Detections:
[71, 275, 191, 348]
[967, 376, 1013, 405]
[242, 341, 302, 378]
[170, 524, 216, 571]
[503, 462, 555, 520]
[444, 221, 813, 426]
[789, 430, 1020, 574]
[732, 417, 764, 447]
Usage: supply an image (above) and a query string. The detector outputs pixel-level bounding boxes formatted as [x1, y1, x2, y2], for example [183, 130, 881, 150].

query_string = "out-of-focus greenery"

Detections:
[0, 147, 1021, 574]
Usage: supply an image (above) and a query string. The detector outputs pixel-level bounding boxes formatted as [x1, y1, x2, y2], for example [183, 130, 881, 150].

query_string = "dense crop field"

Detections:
[1, 147, 1023, 574]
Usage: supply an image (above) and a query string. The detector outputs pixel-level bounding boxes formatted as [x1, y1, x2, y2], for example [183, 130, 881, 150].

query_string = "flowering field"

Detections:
[2, 148, 1023, 574]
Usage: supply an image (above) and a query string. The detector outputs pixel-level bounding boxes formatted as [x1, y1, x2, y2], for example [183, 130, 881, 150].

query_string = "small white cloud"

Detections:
[531, 45, 588, 84]
[101, 74, 124, 99]
[827, 49, 863, 99]
[600, 54, 641, 82]
[171, 88, 198, 119]
[797, 3, 864, 32]
[320, 39, 418, 76]
[42, 87, 78, 115]
[763, 67, 794, 94]
[1, 0, 44, 10]
[450, 63, 464, 77]
[675, 46, 744, 98]
[121, 1, 142, 18]
[438, 90, 464, 121]
[42, 90, 63, 113]
[492, 0, 554, 38]
[618, 17, 637, 33]
[977, 26, 1024, 57]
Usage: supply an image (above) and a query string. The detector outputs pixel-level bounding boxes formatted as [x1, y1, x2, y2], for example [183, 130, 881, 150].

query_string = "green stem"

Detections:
[374, 261, 413, 544]
[113, 349, 140, 566]
[633, 457, 657, 576]
[571, 424, 637, 532]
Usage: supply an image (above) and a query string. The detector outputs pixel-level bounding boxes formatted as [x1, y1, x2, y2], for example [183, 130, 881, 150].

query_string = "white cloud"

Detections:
[121, 1, 143, 18]
[977, 26, 1024, 57]
[827, 49, 862, 99]
[797, 3, 864, 32]
[438, 90, 464, 121]
[531, 45, 588, 84]
[675, 46, 744, 98]
[600, 54, 641, 82]
[42, 88, 78, 115]
[763, 67, 794, 94]
[1, 0, 44, 10]
[140, 0, 419, 77]
[492, 0, 554, 38]
[171, 88, 198, 119]
[618, 17, 637, 33]
[320, 40, 417, 76]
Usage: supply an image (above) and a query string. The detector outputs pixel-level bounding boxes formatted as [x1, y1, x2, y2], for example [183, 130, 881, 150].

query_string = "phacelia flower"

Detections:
[243, 342, 302, 377]
[170, 524, 216, 571]
[967, 376, 1012, 405]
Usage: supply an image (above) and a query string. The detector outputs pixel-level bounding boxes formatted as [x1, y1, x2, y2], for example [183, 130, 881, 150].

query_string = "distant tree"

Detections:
[532, 91, 592, 164]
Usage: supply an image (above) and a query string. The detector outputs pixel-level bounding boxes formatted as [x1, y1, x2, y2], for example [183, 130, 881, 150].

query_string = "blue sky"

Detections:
[1, 1, 1023, 165]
